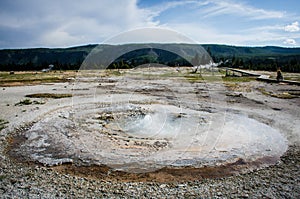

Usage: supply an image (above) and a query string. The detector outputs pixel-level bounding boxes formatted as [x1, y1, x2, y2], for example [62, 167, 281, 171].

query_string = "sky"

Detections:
[0, 0, 300, 49]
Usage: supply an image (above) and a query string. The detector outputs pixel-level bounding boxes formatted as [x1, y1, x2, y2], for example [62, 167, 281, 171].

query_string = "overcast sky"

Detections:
[0, 0, 300, 49]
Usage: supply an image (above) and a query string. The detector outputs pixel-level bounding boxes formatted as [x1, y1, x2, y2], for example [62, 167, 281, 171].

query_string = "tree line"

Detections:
[0, 44, 300, 72]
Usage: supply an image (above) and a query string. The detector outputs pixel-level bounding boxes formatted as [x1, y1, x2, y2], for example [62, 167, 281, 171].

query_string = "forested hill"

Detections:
[0, 44, 300, 72]
[203, 45, 300, 72]
[0, 45, 97, 71]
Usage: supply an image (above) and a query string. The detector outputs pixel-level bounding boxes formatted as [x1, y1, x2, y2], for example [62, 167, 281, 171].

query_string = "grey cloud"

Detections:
[0, 0, 157, 48]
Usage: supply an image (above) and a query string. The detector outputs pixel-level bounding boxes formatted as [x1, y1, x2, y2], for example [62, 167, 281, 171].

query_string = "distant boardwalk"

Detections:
[225, 68, 260, 77]
[225, 67, 300, 86]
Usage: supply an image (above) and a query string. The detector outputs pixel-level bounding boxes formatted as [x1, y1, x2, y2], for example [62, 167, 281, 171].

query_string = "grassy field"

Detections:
[0, 69, 299, 86]
[0, 71, 77, 86]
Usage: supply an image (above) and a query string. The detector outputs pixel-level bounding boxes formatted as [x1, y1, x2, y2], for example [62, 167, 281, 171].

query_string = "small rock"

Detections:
[217, 191, 223, 196]
[160, 184, 167, 188]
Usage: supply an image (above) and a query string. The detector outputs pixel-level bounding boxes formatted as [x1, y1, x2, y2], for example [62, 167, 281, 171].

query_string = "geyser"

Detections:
[10, 100, 287, 173]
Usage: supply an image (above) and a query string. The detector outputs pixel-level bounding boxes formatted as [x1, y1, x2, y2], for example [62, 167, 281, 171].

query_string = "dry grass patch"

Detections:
[225, 82, 252, 92]
[258, 88, 298, 99]
[15, 99, 45, 106]
[25, 93, 72, 99]
[0, 119, 9, 131]
[0, 71, 76, 86]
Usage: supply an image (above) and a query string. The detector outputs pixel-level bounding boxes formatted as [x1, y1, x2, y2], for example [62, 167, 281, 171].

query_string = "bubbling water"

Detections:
[11, 101, 288, 173]
[118, 104, 200, 139]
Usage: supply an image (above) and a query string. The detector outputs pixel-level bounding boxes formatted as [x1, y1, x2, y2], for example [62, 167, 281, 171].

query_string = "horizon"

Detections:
[1, 0, 300, 49]
[1, 43, 300, 51]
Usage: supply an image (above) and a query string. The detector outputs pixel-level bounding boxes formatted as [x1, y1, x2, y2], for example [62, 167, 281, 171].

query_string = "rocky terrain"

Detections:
[0, 68, 299, 198]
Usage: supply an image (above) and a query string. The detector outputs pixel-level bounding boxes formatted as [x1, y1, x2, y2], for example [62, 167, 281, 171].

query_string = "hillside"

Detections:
[0, 44, 300, 72]
[0, 45, 97, 71]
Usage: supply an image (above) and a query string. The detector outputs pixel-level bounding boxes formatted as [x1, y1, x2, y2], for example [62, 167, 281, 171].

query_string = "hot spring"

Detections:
[8, 68, 288, 175]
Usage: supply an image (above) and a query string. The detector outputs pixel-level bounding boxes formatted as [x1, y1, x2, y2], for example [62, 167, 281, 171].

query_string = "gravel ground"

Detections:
[0, 145, 299, 198]
[0, 69, 299, 198]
